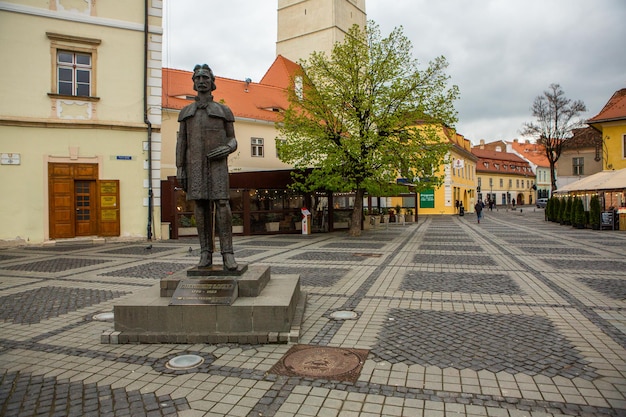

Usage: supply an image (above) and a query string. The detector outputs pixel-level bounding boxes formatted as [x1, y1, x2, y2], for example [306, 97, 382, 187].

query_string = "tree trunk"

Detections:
[549, 161, 557, 194]
[349, 188, 365, 237]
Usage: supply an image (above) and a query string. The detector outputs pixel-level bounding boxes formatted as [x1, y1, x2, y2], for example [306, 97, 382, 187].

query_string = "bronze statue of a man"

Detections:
[176, 64, 238, 270]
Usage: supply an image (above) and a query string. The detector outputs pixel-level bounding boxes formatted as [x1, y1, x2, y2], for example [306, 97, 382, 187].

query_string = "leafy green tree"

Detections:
[574, 197, 585, 227]
[277, 22, 459, 236]
[521, 84, 587, 193]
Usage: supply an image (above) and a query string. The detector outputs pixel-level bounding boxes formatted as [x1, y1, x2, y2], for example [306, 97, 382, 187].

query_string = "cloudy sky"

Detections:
[163, 0, 626, 144]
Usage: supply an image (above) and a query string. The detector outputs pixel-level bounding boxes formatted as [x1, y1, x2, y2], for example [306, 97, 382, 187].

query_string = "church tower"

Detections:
[276, 0, 367, 63]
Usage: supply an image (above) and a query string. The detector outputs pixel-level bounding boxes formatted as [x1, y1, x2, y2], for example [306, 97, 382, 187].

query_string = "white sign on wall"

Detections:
[1, 153, 21, 165]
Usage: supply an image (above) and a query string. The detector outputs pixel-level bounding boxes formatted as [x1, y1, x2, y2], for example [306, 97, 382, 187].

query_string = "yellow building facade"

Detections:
[415, 129, 478, 215]
[0, 1, 163, 244]
[587, 88, 626, 171]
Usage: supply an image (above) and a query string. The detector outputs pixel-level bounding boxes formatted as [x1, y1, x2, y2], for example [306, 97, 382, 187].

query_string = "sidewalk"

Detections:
[1, 209, 625, 417]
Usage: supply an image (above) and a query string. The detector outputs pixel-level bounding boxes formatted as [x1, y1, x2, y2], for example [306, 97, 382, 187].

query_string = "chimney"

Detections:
[479, 139, 485, 149]
[513, 138, 518, 143]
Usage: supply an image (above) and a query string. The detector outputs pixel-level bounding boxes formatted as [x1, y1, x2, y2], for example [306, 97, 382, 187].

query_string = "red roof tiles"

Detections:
[587, 88, 626, 124]
[471, 148, 533, 174]
[162, 55, 301, 123]
[510, 140, 550, 168]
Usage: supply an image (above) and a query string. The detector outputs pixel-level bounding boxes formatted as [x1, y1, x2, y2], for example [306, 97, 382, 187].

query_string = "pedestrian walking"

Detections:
[475, 200, 483, 223]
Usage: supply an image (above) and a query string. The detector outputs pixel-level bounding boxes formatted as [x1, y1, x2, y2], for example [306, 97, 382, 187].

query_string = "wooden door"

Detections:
[49, 177, 74, 238]
[49, 163, 99, 239]
[74, 180, 97, 236]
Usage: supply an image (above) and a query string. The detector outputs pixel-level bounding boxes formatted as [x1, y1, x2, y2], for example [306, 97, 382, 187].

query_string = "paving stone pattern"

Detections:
[419, 243, 485, 251]
[0, 371, 189, 417]
[3, 258, 111, 273]
[321, 242, 387, 249]
[413, 253, 498, 266]
[271, 266, 350, 287]
[0, 286, 129, 324]
[371, 308, 598, 379]
[98, 245, 180, 255]
[578, 277, 626, 300]
[1, 209, 626, 417]
[288, 251, 372, 262]
[0, 254, 23, 262]
[22, 244, 98, 252]
[519, 246, 595, 255]
[400, 271, 522, 294]
[99, 262, 195, 279]
[541, 258, 626, 271]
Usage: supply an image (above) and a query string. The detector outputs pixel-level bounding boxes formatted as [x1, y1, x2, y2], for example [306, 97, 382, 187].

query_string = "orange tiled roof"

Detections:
[260, 55, 302, 88]
[510, 140, 550, 168]
[162, 55, 301, 122]
[587, 88, 626, 124]
[471, 148, 533, 175]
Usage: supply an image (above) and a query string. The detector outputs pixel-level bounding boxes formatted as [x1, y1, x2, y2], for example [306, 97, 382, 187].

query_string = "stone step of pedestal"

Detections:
[110, 273, 302, 344]
[160, 264, 270, 298]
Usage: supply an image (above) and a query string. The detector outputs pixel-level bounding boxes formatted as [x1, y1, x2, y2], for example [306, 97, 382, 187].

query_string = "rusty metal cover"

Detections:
[269, 345, 369, 383]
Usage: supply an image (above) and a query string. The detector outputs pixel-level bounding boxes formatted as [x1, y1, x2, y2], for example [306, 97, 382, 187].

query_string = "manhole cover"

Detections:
[269, 345, 368, 383]
[330, 310, 359, 320]
[93, 312, 114, 321]
[166, 354, 204, 370]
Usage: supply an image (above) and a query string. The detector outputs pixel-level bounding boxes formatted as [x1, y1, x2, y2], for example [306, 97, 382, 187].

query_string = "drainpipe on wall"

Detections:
[144, 0, 154, 240]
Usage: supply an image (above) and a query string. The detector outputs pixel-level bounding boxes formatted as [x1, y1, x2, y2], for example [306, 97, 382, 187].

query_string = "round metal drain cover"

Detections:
[330, 310, 358, 320]
[166, 354, 204, 370]
[92, 312, 114, 321]
[280, 346, 367, 382]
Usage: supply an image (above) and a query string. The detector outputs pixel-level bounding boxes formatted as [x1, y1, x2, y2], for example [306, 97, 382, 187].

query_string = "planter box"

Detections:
[178, 227, 197, 236]
[265, 222, 280, 232]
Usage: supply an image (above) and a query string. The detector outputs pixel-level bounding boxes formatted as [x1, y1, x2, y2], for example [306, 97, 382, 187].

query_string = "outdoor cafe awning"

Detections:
[555, 168, 626, 193]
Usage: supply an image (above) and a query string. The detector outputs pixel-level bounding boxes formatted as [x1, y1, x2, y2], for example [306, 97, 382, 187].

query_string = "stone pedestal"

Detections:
[107, 265, 305, 344]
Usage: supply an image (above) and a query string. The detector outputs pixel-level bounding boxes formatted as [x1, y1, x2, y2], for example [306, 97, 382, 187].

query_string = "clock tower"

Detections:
[276, 0, 367, 63]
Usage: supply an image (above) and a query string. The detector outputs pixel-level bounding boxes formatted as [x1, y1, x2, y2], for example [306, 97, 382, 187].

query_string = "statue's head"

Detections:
[192, 64, 216, 92]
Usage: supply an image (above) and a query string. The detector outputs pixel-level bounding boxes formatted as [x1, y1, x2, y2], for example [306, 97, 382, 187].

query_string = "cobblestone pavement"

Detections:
[1, 208, 625, 416]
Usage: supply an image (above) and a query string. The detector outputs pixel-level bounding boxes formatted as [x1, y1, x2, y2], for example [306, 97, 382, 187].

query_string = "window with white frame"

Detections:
[57, 51, 92, 96]
[251, 138, 264, 157]
[573, 157, 584, 176]
[47, 32, 100, 98]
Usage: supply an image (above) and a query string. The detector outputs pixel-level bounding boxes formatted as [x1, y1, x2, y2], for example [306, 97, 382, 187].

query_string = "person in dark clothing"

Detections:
[474, 200, 484, 223]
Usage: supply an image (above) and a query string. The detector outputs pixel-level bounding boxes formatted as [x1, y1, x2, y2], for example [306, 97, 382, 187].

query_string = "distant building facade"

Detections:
[472, 142, 535, 206]
[558, 127, 603, 189]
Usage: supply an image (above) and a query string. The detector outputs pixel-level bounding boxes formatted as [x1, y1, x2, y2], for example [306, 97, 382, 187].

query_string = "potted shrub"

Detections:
[232, 214, 244, 234]
[573, 197, 585, 228]
[561, 197, 571, 225]
[567, 196, 575, 225]
[405, 208, 414, 223]
[589, 195, 601, 230]
[551, 197, 560, 223]
[265, 214, 280, 232]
